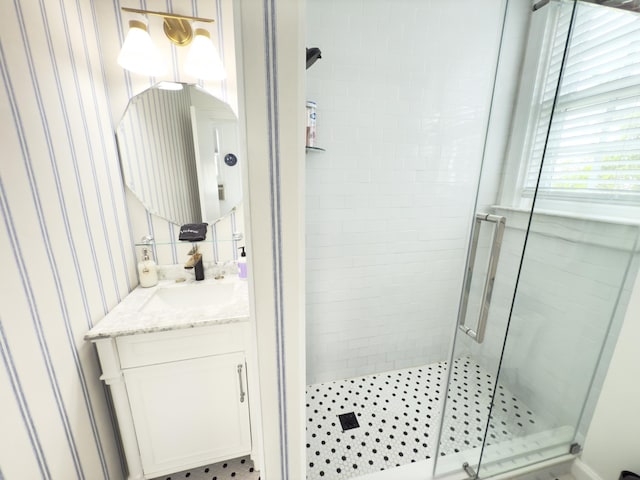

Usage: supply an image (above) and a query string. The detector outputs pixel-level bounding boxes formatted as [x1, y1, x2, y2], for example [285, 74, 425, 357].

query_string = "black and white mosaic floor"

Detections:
[151, 455, 260, 480]
[306, 357, 546, 480]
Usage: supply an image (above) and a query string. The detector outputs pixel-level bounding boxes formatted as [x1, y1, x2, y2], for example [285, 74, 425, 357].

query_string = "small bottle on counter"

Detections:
[138, 247, 159, 287]
[238, 246, 248, 279]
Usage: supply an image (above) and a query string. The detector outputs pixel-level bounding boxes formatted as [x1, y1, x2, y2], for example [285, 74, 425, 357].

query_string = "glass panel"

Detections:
[476, 1, 640, 476]
[478, 216, 640, 477]
[433, 218, 510, 475]
[434, 0, 577, 476]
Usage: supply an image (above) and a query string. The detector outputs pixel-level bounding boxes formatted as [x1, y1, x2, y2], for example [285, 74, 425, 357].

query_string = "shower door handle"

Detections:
[458, 213, 506, 343]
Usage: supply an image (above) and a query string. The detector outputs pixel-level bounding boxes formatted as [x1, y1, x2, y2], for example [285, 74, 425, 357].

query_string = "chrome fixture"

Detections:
[458, 213, 506, 344]
[140, 235, 154, 244]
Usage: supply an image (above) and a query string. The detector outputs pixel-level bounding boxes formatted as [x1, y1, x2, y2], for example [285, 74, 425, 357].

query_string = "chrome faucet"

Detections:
[212, 261, 225, 280]
[184, 245, 204, 281]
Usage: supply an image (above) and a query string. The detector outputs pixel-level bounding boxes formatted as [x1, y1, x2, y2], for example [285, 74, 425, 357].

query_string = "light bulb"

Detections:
[156, 81, 184, 90]
[117, 19, 167, 77]
[184, 28, 226, 81]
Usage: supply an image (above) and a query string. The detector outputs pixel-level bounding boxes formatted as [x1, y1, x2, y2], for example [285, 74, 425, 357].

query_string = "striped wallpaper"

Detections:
[0, 0, 238, 479]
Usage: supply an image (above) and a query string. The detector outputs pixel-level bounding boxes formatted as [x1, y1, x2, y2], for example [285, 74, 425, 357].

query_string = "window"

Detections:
[522, 3, 640, 206]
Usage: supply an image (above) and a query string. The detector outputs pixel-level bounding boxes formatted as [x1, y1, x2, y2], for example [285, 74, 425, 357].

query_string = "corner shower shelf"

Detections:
[306, 146, 325, 153]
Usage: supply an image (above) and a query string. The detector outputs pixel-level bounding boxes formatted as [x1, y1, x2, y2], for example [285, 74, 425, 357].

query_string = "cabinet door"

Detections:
[124, 352, 251, 477]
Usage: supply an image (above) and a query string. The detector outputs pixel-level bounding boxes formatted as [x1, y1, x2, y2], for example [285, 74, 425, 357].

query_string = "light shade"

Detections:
[117, 19, 167, 76]
[184, 28, 226, 81]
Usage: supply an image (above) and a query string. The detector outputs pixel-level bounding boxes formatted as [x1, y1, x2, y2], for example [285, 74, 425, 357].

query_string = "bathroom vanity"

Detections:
[85, 276, 256, 480]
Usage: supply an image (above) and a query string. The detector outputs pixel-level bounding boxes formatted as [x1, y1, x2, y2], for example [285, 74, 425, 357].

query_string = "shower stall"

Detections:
[305, 0, 640, 478]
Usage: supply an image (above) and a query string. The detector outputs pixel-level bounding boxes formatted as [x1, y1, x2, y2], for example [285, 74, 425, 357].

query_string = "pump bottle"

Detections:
[238, 247, 247, 279]
[138, 247, 159, 287]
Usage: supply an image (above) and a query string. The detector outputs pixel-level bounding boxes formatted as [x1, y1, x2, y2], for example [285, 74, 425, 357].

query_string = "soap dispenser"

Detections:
[138, 247, 159, 288]
[238, 246, 247, 279]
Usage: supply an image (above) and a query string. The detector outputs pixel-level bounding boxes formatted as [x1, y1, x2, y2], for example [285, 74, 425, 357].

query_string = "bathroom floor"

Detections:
[150, 455, 259, 480]
[306, 357, 548, 480]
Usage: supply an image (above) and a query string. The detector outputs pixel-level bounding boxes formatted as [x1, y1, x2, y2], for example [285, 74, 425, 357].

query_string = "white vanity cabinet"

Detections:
[93, 322, 252, 480]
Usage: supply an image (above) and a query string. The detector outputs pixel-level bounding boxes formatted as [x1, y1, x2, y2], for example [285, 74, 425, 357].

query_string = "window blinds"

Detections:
[523, 3, 640, 203]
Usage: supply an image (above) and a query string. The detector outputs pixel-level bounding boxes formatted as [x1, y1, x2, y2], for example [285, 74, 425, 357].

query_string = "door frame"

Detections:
[236, 0, 307, 479]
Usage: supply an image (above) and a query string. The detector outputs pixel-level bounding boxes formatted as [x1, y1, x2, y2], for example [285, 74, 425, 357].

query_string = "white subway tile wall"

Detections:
[305, 0, 510, 384]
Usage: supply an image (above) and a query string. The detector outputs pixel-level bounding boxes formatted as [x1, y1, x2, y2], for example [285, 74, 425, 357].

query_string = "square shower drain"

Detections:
[338, 412, 360, 431]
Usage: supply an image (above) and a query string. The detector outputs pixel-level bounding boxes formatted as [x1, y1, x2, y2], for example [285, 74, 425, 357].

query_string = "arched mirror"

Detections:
[116, 83, 242, 225]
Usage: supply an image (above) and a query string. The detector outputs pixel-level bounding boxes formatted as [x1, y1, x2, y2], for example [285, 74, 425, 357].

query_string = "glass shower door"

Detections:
[431, 208, 522, 478]
[436, 0, 640, 477]
[433, 0, 579, 476]
[475, 0, 640, 477]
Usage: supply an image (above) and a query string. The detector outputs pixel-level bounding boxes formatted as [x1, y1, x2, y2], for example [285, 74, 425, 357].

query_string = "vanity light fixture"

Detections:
[117, 17, 166, 76]
[119, 7, 226, 80]
[185, 25, 227, 81]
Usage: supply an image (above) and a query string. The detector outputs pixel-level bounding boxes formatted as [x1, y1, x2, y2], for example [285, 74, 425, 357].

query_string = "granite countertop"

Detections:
[85, 275, 249, 340]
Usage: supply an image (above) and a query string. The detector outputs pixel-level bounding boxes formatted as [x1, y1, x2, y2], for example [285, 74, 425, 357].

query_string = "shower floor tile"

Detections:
[306, 357, 547, 480]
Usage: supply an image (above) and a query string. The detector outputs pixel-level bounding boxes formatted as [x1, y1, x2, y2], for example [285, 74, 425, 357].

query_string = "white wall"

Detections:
[0, 1, 239, 478]
[305, 0, 525, 384]
[577, 269, 640, 479]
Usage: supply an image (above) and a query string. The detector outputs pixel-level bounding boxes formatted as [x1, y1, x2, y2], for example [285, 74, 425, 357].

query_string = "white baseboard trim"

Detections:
[572, 459, 604, 480]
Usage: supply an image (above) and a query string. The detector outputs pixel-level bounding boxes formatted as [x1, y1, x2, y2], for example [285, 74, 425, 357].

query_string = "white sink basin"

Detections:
[140, 282, 236, 312]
